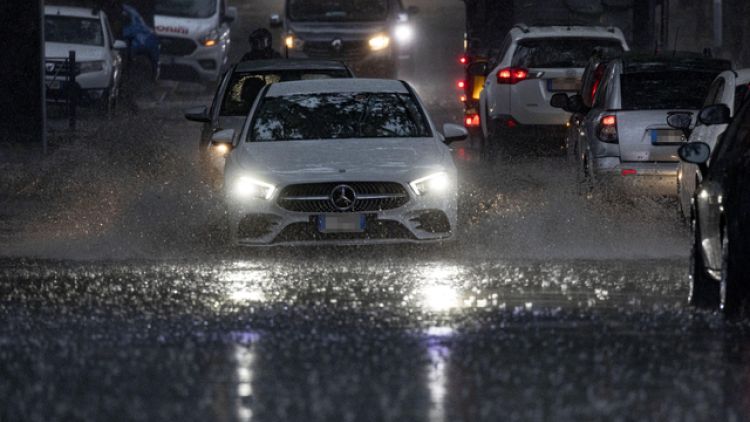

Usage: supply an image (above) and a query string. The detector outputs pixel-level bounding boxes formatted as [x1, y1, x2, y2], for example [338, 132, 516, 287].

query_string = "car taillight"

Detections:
[464, 114, 480, 128]
[457, 80, 466, 89]
[459, 56, 468, 65]
[597, 115, 618, 143]
[497, 67, 528, 84]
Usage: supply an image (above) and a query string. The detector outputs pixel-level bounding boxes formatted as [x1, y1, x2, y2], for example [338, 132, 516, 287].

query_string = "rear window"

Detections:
[512, 37, 624, 69]
[221, 70, 351, 116]
[249, 92, 432, 141]
[620, 71, 716, 110]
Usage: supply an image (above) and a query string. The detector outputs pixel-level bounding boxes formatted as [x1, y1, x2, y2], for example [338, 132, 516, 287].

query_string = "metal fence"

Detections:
[45, 50, 78, 130]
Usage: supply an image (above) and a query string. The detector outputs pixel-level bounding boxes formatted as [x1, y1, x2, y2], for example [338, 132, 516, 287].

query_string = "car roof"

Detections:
[510, 25, 625, 40]
[235, 59, 350, 73]
[619, 53, 733, 73]
[265, 79, 408, 97]
[44, 5, 102, 18]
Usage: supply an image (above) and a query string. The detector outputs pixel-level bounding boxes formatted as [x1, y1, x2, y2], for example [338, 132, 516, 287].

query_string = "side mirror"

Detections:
[443, 123, 468, 144]
[699, 104, 731, 126]
[224, 6, 238, 24]
[407, 6, 420, 15]
[184, 106, 210, 123]
[113, 40, 127, 49]
[678, 142, 711, 165]
[550, 93, 569, 109]
[212, 128, 236, 146]
[667, 112, 692, 130]
[270, 14, 283, 28]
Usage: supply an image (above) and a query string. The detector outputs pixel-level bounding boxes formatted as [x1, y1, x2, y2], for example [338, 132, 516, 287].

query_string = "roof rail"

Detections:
[513, 23, 530, 33]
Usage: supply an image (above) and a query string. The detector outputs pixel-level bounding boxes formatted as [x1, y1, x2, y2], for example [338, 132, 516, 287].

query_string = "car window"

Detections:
[220, 70, 352, 116]
[702, 78, 726, 108]
[512, 38, 624, 69]
[620, 71, 716, 110]
[45, 16, 104, 46]
[155, 0, 217, 18]
[734, 84, 749, 114]
[288, 0, 389, 22]
[249, 92, 432, 141]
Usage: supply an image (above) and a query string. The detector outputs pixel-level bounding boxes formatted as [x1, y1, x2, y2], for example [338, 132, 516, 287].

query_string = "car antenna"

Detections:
[672, 27, 680, 57]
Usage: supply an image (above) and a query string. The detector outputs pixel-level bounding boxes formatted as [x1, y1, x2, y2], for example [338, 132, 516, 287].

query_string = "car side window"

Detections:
[703, 78, 725, 108]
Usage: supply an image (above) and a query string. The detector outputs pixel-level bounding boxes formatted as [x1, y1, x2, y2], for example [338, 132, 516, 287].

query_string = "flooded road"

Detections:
[1, 0, 745, 421]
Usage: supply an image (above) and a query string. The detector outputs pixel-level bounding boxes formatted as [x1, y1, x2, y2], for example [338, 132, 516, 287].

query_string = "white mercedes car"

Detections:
[212, 79, 465, 246]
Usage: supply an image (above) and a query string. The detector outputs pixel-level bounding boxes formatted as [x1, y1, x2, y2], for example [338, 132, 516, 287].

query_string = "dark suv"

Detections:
[270, 0, 418, 78]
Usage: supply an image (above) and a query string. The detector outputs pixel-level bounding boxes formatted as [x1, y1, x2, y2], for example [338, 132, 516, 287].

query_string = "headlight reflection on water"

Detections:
[419, 265, 462, 312]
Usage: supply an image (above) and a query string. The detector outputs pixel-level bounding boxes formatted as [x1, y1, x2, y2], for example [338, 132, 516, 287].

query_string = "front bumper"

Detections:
[226, 184, 457, 246]
[159, 44, 226, 82]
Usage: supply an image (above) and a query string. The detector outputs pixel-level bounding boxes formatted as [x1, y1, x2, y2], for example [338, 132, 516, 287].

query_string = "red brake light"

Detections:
[459, 95, 467, 102]
[457, 80, 466, 89]
[497, 67, 529, 84]
[598, 115, 618, 143]
[464, 114, 480, 128]
[621, 169, 638, 176]
[459, 56, 468, 65]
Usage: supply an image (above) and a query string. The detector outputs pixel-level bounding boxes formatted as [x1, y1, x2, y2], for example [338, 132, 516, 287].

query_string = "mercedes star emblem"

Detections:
[331, 185, 357, 211]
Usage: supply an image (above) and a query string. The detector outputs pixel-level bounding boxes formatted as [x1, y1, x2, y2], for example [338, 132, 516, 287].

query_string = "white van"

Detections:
[154, 0, 237, 82]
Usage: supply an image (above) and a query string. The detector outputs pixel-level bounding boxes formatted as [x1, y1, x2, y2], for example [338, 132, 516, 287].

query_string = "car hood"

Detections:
[288, 21, 388, 42]
[228, 138, 451, 184]
[154, 15, 215, 38]
[45, 42, 106, 61]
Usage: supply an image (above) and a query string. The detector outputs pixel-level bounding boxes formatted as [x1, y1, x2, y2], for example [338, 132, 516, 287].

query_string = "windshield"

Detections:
[221, 70, 352, 116]
[512, 38, 624, 69]
[288, 0, 389, 22]
[250, 92, 432, 141]
[45, 16, 103, 46]
[155, 0, 217, 19]
[620, 71, 716, 110]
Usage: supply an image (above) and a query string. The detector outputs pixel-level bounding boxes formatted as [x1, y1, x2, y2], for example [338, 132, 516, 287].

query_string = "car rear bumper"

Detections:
[595, 159, 678, 194]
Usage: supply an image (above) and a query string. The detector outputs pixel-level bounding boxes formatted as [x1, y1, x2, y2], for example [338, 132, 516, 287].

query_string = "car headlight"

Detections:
[368, 34, 390, 51]
[394, 24, 414, 44]
[199, 28, 221, 47]
[285, 33, 304, 50]
[232, 176, 276, 200]
[78, 60, 105, 73]
[409, 172, 451, 196]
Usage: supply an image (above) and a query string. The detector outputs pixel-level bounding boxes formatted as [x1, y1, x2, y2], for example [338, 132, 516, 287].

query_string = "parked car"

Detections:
[184, 59, 354, 187]
[671, 69, 750, 221]
[154, 0, 237, 83]
[270, 0, 418, 78]
[211, 78, 464, 246]
[675, 101, 750, 318]
[561, 54, 732, 194]
[478, 24, 628, 159]
[44, 5, 125, 114]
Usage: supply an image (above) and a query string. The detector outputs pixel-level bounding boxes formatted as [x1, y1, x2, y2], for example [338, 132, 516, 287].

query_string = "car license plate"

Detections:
[317, 214, 366, 233]
[650, 129, 685, 145]
[547, 78, 581, 92]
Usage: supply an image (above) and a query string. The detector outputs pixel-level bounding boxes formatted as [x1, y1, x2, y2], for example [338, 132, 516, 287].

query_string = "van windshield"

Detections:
[288, 0, 389, 22]
[155, 0, 216, 19]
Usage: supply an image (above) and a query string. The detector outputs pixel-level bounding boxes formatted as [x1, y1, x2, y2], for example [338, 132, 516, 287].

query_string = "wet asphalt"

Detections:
[2, 1, 749, 421]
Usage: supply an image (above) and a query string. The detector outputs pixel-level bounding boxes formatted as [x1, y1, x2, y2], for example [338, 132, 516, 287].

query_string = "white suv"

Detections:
[154, 0, 237, 83]
[44, 5, 125, 114]
[479, 24, 628, 157]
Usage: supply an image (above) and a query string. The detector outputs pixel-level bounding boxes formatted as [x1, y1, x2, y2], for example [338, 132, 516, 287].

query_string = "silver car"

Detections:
[574, 54, 732, 193]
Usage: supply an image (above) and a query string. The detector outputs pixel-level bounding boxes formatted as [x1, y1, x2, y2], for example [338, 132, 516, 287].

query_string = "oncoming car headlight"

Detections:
[232, 177, 276, 200]
[368, 34, 390, 51]
[394, 24, 414, 44]
[410, 172, 451, 196]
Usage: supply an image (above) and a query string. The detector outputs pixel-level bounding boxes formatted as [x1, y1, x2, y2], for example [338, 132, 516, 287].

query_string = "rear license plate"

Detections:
[547, 78, 581, 92]
[317, 214, 366, 233]
[650, 129, 686, 145]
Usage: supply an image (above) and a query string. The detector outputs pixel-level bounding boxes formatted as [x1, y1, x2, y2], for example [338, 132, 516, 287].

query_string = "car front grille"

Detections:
[159, 36, 197, 56]
[303, 40, 369, 61]
[277, 182, 410, 213]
